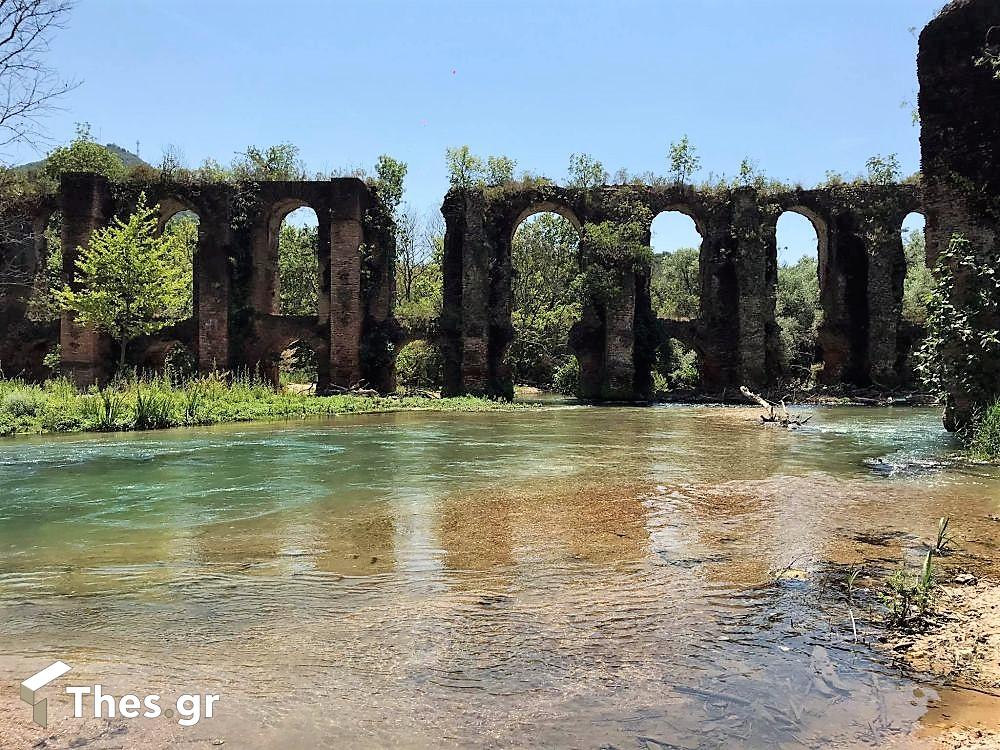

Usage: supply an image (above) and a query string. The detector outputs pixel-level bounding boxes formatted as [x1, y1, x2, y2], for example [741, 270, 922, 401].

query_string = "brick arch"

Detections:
[251, 197, 325, 319]
[509, 201, 583, 241]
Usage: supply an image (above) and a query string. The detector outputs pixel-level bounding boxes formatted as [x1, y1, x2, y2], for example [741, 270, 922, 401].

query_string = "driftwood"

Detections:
[323, 382, 380, 397]
[739, 386, 812, 428]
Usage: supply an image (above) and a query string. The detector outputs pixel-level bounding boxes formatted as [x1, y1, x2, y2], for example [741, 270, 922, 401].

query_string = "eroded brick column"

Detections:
[440, 190, 493, 397]
[59, 173, 113, 386]
[329, 216, 363, 388]
[600, 269, 637, 399]
[195, 220, 230, 372]
[864, 211, 906, 387]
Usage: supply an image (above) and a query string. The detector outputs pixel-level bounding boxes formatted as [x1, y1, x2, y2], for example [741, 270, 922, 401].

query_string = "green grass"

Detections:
[0, 372, 533, 437]
[968, 399, 1000, 462]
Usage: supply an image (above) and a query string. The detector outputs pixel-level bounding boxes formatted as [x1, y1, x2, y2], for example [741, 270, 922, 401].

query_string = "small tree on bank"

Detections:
[57, 194, 188, 370]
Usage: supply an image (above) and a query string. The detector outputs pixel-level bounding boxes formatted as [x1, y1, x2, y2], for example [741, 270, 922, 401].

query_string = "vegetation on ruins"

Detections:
[57, 194, 189, 368]
[916, 235, 1000, 422]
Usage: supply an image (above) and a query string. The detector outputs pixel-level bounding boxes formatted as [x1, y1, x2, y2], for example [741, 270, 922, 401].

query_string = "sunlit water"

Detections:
[1, 406, 998, 748]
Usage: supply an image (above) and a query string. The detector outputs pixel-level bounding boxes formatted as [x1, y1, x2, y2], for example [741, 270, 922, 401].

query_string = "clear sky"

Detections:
[14, 0, 940, 261]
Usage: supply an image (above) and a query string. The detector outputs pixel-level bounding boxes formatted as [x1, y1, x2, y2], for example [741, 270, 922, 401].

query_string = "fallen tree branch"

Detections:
[739, 385, 812, 428]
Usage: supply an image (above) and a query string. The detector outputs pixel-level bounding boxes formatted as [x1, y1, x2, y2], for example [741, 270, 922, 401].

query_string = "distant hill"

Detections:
[12, 143, 150, 174]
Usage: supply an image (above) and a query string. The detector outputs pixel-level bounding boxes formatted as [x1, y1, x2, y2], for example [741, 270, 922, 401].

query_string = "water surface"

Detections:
[1, 405, 998, 748]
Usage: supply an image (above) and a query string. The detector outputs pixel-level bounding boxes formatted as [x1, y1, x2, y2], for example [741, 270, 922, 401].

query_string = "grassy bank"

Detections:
[968, 399, 1000, 462]
[0, 374, 532, 437]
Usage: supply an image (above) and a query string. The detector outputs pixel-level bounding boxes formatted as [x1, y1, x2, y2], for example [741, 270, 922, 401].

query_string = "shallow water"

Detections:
[0, 405, 998, 748]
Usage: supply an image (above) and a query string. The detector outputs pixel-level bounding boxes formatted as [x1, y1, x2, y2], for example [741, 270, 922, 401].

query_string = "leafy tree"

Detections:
[374, 154, 407, 211]
[668, 135, 700, 184]
[278, 223, 319, 316]
[486, 155, 517, 186]
[56, 195, 188, 369]
[44, 123, 127, 182]
[651, 247, 699, 319]
[734, 157, 764, 189]
[163, 213, 197, 320]
[232, 143, 305, 181]
[776, 256, 821, 379]
[865, 154, 901, 185]
[508, 213, 581, 386]
[902, 228, 933, 324]
[445, 145, 484, 188]
[566, 153, 608, 188]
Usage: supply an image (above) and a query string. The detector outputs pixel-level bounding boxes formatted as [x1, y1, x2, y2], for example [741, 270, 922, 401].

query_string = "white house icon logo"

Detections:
[20, 661, 72, 727]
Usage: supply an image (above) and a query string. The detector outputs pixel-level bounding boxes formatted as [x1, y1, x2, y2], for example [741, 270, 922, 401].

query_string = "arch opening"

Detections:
[899, 211, 930, 384]
[279, 339, 319, 390]
[161, 208, 199, 324]
[277, 206, 320, 318]
[650, 210, 702, 392]
[775, 210, 823, 385]
[508, 210, 582, 395]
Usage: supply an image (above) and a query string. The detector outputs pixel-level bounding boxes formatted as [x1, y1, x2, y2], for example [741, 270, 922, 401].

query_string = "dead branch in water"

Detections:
[739, 386, 812, 428]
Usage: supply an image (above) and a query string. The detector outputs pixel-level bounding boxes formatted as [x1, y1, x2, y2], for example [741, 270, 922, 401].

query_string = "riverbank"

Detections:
[882, 574, 1000, 748]
[0, 376, 534, 437]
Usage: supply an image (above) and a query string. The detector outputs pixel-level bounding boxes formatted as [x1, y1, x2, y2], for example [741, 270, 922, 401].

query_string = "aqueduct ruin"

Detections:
[441, 182, 921, 400]
[0, 0, 996, 417]
[0, 174, 398, 392]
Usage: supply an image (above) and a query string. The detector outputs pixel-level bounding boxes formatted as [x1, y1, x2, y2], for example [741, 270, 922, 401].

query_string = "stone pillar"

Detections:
[730, 189, 777, 390]
[59, 173, 113, 386]
[600, 268, 637, 399]
[863, 210, 906, 387]
[698, 216, 740, 393]
[440, 190, 494, 397]
[329, 216, 363, 388]
[919, 0, 1000, 427]
[195, 219, 230, 372]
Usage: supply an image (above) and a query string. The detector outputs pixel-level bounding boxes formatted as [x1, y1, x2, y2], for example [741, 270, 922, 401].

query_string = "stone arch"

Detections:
[252, 197, 327, 319]
[509, 201, 583, 242]
[774, 208, 825, 382]
[504, 206, 584, 392]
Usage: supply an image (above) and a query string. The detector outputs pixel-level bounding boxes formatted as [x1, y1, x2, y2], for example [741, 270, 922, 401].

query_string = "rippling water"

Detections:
[1, 405, 998, 748]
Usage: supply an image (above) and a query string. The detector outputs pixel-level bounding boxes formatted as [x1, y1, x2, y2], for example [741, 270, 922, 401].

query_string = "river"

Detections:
[0, 405, 998, 748]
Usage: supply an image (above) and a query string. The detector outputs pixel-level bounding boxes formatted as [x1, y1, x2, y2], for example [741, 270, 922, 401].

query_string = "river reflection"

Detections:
[0, 405, 997, 748]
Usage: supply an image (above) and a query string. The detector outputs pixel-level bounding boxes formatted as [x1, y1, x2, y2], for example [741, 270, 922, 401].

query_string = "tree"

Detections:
[667, 135, 700, 184]
[776, 256, 821, 378]
[0, 0, 76, 151]
[231, 143, 305, 181]
[651, 247, 699, 319]
[278, 223, 318, 316]
[902, 228, 933, 325]
[445, 145, 484, 188]
[566, 153, 607, 188]
[395, 209, 443, 331]
[865, 154, 901, 185]
[44, 123, 127, 182]
[508, 212, 581, 386]
[486, 155, 516, 186]
[57, 194, 189, 369]
[374, 154, 407, 212]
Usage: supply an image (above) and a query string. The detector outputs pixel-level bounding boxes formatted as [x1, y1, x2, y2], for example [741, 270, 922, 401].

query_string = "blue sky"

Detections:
[15, 0, 937, 262]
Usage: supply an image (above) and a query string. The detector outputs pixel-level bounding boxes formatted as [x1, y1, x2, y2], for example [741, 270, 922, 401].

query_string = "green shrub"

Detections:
[552, 356, 580, 397]
[134, 389, 176, 430]
[395, 340, 443, 390]
[1, 390, 44, 417]
[968, 400, 1000, 462]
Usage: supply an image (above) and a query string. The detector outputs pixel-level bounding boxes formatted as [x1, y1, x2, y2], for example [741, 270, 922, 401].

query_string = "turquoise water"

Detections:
[0, 406, 997, 748]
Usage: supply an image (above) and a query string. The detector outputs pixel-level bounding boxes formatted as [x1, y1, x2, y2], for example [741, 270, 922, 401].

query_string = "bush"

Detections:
[968, 400, 1000, 462]
[552, 356, 580, 397]
[395, 340, 443, 390]
[1, 390, 44, 417]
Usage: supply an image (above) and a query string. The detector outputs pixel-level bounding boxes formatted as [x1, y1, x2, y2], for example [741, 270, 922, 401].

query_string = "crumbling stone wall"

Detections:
[0, 173, 396, 391]
[441, 182, 919, 400]
[919, 0, 1000, 428]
